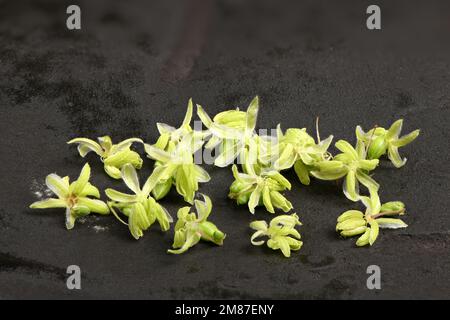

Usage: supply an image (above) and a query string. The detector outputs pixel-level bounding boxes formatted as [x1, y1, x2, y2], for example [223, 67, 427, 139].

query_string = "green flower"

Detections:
[168, 194, 225, 254]
[274, 126, 333, 185]
[30, 163, 109, 230]
[336, 190, 407, 247]
[145, 134, 210, 204]
[105, 164, 172, 239]
[311, 140, 379, 201]
[67, 136, 143, 179]
[356, 119, 420, 167]
[197, 96, 261, 167]
[229, 164, 292, 214]
[153, 98, 199, 150]
[250, 213, 302, 258]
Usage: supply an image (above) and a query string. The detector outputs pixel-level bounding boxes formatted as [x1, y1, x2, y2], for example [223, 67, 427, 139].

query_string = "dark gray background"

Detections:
[0, 0, 449, 299]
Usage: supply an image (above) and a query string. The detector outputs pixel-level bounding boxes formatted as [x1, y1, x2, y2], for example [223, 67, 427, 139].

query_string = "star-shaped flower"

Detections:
[274, 126, 333, 185]
[250, 213, 303, 258]
[168, 194, 225, 254]
[67, 136, 143, 179]
[144, 133, 210, 204]
[30, 163, 110, 229]
[356, 119, 420, 167]
[105, 164, 173, 239]
[336, 190, 408, 246]
[153, 98, 198, 150]
[229, 163, 292, 214]
[311, 140, 379, 201]
[197, 96, 261, 167]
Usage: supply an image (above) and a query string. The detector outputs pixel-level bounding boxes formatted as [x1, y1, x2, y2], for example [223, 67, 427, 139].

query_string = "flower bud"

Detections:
[237, 192, 251, 205]
[199, 221, 226, 245]
[336, 217, 366, 231]
[152, 179, 173, 200]
[367, 135, 388, 160]
[230, 180, 246, 194]
[269, 191, 292, 212]
[380, 201, 405, 214]
[337, 210, 364, 223]
[213, 110, 246, 129]
[356, 228, 371, 246]
[72, 204, 90, 217]
[340, 226, 367, 237]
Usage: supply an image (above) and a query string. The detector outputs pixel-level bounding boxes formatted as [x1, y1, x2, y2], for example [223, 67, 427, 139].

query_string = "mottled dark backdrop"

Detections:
[0, 0, 449, 299]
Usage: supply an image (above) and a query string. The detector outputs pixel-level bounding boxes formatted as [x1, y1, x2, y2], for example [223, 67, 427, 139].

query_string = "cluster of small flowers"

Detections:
[30, 97, 419, 257]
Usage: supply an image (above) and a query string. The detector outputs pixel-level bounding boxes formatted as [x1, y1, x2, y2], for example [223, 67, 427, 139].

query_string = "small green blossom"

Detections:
[145, 134, 210, 204]
[311, 140, 379, 201]
[67, 136, 143, 179]
[105, 164, 172, 239]
[153, 98, 199, 150]
[356, 119, 420, 167]
[168, 194, 225, 254]
[274, 126, 333, 185]
[250, 213, 303, 257]
[30, 163, 110, 230]
[336, 190, 407, 247]
[197, 96, 261, 167]
[229, 164, 292, 214]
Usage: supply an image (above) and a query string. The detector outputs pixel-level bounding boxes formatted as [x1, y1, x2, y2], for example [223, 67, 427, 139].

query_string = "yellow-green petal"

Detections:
[30, 198, 67, 209]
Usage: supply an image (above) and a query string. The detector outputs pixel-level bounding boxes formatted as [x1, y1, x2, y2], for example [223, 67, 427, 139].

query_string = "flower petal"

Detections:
[214, 140, 240, 167]
[182, 98, 194, 127]
[337, 210, 364, 223]
[388, 145, 407, 168]
[30, 198, 66, 209]
[262, 186, 275, 213]
[274, 144, 296, 170]
[194, 193, 212, 222]
[45, 174, 69, 198]
[356, 170, 379, 193]
[358, 159, 379, 171]
[144, 144, 172, 163]
[112, 138, 143, 154]
[104, 165, 122, 179]
[249, 220, 268, 232]
[97, 136, 112, 151]
[70, 163, 91, 195]
[167, 229, 202, 254]
[356, 228, 371, 246]
[369, 220, 379, 245]
[293, 160, 310, 185]
[77, 197, 109, 215]
[157, 122, 176, 135]
[67, 138, 103, 157]
[121, 164, 141, 194]
[376, 218, 408, 229]
[248, 184, 263, 214]
[392, 129, 420, 147]
[250, 230, 267, 246]
[65, 207, 75, 230]
[79, 182, 100, 198]
[343, 170, 359, 201]
[196, 104, 213, 128]
[194, 165, 210, 183]
[335, 140, 358, 159]
[386, 119, 403, 140]
[245, 96, 259, 133]
[105, 188, 137, 203]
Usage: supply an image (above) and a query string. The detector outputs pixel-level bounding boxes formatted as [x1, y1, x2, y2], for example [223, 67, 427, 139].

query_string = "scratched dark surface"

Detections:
[0, 0, 449, 299]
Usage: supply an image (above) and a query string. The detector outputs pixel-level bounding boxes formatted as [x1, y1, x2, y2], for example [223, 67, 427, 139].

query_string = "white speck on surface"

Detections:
[93, 225, 108, 233]
[30, 179, 52, 200]
[78, 217, 87, 224]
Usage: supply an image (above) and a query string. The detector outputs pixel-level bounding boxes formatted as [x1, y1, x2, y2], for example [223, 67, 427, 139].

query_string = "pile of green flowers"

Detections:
[30, 97, 419, 256]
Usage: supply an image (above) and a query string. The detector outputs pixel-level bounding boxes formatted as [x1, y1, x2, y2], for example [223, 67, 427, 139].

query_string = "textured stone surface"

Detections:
[0, 0, 449, 299]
